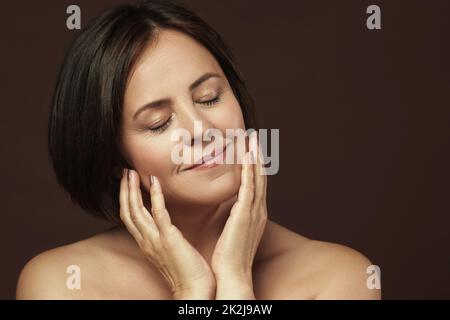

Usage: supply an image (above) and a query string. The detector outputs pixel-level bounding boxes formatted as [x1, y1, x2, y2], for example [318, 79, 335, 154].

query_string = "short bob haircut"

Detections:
[48, 0, 258, 224]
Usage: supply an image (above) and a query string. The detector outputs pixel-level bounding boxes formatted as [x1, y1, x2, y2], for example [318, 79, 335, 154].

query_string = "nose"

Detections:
[177, 105, 216, 148]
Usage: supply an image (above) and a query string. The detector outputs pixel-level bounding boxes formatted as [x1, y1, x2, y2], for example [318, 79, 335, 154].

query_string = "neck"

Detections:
[115, 195, 270, 268]
[119, 193, 237, 265]
[163, 195, 237, 264]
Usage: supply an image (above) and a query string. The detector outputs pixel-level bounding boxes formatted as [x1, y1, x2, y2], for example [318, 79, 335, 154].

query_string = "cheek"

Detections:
[211, 99, 246, 131]
[126, 138, 173, 178]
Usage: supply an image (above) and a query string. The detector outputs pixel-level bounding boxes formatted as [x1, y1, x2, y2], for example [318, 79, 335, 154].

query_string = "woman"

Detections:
[16, 0, 381, 299]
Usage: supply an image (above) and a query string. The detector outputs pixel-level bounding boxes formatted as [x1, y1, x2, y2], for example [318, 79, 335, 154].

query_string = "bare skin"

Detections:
[16, 28, 381, 300]
[16, 220, 380, 299]
[16, 142, 379, 299]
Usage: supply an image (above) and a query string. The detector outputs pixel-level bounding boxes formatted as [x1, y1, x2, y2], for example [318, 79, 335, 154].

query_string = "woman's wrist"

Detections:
[215, 276, 256, 300]
[173, 281, 217, 300]
[173, 287, 216, 300]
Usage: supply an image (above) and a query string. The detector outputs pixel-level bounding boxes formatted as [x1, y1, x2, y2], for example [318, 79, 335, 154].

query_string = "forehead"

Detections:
[124, 29, 222, 111]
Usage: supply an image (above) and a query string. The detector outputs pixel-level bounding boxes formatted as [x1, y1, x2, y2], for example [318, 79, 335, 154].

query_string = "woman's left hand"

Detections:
[211, 132, 268, 299]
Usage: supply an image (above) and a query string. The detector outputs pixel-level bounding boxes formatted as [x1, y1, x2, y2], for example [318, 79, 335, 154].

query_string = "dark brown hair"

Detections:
[48, 0, 258, 224]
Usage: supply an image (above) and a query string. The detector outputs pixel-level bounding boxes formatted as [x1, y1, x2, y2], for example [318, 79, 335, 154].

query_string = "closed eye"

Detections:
[198, 90, 222, 107]
[147, 114, 174, 133]
[147, 91, 223, 133]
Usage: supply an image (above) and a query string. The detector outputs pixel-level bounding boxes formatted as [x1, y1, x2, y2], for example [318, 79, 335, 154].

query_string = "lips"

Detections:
[182, 143, 229, 171]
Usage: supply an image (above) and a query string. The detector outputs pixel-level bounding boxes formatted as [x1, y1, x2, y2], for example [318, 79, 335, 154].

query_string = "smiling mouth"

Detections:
[183, 143, 230, 171]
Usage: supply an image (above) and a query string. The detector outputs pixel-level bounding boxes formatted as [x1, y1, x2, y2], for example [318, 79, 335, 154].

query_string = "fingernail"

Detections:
[128, 169, 132, 181]
[150, 175, 154, 185]
[123, 168, 127, 178]
[251, 150, 256, 163]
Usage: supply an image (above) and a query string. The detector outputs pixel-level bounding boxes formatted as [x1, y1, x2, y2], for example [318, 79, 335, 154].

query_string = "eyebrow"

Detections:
[132, 72, 221, 120]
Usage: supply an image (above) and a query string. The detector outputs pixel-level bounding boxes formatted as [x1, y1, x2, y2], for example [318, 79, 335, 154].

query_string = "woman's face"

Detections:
[120, 29, 246, 208]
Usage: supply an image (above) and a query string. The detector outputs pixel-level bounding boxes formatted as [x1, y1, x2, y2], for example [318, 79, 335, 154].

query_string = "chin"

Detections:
[171, 166, 241, 206]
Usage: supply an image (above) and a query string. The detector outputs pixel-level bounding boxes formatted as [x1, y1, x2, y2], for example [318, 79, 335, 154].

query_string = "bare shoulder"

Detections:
[16, 241, 90, 299]
[298, 239, 381, 299]
[16, 228, 129, 300]
[258, 221, 381, 300]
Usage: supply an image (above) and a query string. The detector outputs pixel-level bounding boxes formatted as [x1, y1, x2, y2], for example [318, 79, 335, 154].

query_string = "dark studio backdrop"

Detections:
[1, 0, 449, 299]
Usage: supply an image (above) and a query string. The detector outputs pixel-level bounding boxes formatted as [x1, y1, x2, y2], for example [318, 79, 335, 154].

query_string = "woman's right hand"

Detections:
[119, 168, 216, 300]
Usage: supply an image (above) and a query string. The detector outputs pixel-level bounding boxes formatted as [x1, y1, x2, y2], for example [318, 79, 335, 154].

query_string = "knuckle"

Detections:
[261, 212, 268, 221]
[129, 210, 138, 222]
[244, 184, 255, 192]
[151, 240, 163, 254]
[259, 214, 267, 224]
[165, 225, 179, 236]
[141, 241, 153, 254]
[146, 229, 160, 243]
[152, 207, 166, 216]
[128, 201, 136, 212]
[119, 209, 127, 221]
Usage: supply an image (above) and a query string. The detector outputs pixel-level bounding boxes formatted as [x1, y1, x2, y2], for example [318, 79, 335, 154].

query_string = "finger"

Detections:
[261, 153, 268, 202]
[119, 168, 143, 242]
[250, 132, 264, 207]
[149, 175, 173, 234]
[128, 169, 159, 237]
[255, 134, 268, 204]
[236, 151, 255, 211]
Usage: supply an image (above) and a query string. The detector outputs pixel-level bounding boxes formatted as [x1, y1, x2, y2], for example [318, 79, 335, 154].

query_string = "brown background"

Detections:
[1, 0, 449, 299]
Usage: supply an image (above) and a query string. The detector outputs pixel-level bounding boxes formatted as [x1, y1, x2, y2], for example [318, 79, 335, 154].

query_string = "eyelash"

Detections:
[147, 92, 222, 133]
[201, 93, 221, 107]
[149, 114, 174, 133]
